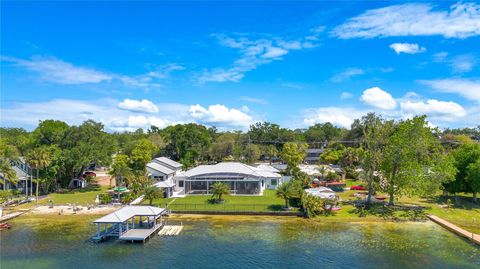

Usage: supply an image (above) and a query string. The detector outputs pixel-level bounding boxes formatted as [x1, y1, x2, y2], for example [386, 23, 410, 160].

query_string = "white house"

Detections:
[174, 162, 283, 195]
[146, 157, 183, 198]
[0, 157, 33, 195]
[305, 187, 336, 199]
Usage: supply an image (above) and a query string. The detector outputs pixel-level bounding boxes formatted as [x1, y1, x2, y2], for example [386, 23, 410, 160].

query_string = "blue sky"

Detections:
[1, 1, 479, 131]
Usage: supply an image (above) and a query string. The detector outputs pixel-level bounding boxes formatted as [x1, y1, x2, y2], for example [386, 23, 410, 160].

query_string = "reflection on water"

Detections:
[1, 215, 479, 269]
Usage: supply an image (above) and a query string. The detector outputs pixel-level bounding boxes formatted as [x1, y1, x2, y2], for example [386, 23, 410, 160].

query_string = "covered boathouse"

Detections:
[92, 206, 166, 243]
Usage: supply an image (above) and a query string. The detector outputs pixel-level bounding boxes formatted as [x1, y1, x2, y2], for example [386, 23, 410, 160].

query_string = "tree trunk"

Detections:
[36, 169, 39, 205]
[388, 191, 394, 206]
[284, 198, 289, 209]
[366, 170, 373, 209]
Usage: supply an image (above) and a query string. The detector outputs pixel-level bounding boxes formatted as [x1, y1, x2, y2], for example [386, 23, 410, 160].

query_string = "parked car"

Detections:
[83, 171, 97, 177]
[350, 185, 365, 190]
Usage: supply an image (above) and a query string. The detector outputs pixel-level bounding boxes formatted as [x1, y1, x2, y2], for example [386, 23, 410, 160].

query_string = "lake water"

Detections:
[1, 215, 479, 269]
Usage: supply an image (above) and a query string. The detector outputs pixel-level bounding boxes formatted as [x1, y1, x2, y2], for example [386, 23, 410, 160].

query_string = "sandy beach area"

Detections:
[29, 205, 118, 215]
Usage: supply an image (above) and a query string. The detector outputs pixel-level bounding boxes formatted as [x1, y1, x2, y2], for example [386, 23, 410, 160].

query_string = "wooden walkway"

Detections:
[428, 215, 480, 245]
[158, 225, 183, 236]
[0, 212, 25, 222]
[119, 224, 163, 242]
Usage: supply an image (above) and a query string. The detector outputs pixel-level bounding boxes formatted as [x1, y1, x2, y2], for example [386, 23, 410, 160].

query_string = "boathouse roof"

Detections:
[93, 206, 165, 223]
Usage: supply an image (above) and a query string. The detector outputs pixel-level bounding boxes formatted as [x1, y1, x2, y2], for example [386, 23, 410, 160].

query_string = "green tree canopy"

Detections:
[281, 142, 307, 174]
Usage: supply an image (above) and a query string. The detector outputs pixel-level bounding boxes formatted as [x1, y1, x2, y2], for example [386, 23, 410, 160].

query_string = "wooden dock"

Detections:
[427, 215, 480, 245]
[119, 223, 163, 242]
[0, 212, 25, 222]
[158, 225, 183, 236]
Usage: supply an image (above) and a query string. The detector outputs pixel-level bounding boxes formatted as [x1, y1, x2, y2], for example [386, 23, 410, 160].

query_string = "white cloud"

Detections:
[111, 116, 171, 131]
[197, 32, 320, 84]
[340, 92, 353, 99]
[451, 55, 476, 73]
[432, 53, 476, 73]
[332, 2, 480, 39]
[1, 55, 112, 84]
[418, 78, 480, 102]
[400, 99, 467, 120]
[303, 107, 366, 128]
[281, 83, 303, 89]
[389, 43, 426, 54]
[262, 47, 289, 58]
[433, 52, 449, 62]
[1, 55, 182, 89]
[331, 68, 364, 82]
[118, 99, 159, 113]
[360, 87, 397, 110]
[240, 96, 268, 105]
[0, 99, 256, 131]
[189, 104, 253, 127]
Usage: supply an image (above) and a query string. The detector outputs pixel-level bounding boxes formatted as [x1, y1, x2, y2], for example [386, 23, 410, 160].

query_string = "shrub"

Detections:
[100, 194, 112, 204]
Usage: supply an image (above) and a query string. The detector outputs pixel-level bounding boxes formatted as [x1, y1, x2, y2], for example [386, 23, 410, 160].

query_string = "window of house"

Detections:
[271, 179, 277, 186]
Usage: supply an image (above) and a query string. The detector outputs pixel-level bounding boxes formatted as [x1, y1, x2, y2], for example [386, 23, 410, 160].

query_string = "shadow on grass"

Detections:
[56, 184, 102, 194]
[424, 195, 480, 210]
[267, 204, 284, 211]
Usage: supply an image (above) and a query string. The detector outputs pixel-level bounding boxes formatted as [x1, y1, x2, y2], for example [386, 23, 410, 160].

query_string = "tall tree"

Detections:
[163, 123, 212, 162]
[359, 113, 392, 207]
[33, 120, 69, 146]
[243, 144, 261, 163]
[0, 138, 19, 190]
[60, 120, 115, 184]
[130, 139, 158, 172]
[109, 154, 132, 188]
[445, 143, 480, 201]
[380, 116, 455, 206]
[26, 146, 52, 205]
[281, 142, 307, 174]
[466, 159, 480, 203]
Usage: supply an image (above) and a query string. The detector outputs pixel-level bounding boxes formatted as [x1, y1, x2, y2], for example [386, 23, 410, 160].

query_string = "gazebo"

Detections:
[92, 205, 166, 243]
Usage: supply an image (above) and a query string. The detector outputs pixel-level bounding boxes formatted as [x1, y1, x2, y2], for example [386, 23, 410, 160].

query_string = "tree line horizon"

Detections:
[1, 112, 479, 207]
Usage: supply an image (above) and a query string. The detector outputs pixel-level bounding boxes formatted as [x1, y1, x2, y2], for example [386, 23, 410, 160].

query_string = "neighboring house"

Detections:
[304, 148, 325, 164]
[175, 162, 282, 195]
[0, 157, 33, 195]
[146, 157, 183, 198]
[305, 187, 336, 199]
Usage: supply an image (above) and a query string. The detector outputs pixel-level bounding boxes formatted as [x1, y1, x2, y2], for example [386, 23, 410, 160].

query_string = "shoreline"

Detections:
[16, 207, 427, 225]
[24, 205, 120, 215]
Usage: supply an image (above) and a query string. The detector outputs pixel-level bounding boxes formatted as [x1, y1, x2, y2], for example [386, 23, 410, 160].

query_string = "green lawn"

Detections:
[146, 189, 288, 212]
[334, 188, 480, 234]
[16, 185, 110, 208]
[395, 194, 480, 234]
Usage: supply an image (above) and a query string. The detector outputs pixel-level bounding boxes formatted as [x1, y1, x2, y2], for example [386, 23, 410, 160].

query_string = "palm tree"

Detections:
[143, 185, 163, 205]
[276, 182, 293, 209]
[109, 154, 131, 188]
[0, 139, 19, 191]
[0, 160, 17, 191]
[210, 182, 230, 202]
[26, 147, 52, 205]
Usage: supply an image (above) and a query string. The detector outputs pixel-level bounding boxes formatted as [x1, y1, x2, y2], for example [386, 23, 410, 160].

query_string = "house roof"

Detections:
[255, 164, 280, 173]
[184, 162, 281, 179]
[93, 206, 165, 223]
[153, 157, 182, 169]
[305, 187, 336, 199]
[154, 181, 175, 188]
[147, 162, 175, 175]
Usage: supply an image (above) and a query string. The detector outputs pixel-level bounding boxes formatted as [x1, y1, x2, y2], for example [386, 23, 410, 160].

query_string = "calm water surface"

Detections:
[0, 215, 479, 269]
